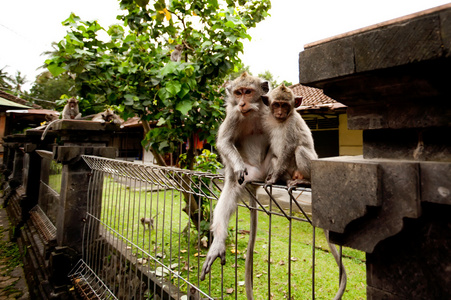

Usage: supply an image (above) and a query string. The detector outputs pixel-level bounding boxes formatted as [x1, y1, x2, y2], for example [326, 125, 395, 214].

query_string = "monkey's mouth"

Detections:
[240, 109, 252, 115]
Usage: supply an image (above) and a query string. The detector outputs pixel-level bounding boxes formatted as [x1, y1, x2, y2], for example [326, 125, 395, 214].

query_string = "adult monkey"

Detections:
[200, 72, 271, 300]
[41, 97, 82, 140]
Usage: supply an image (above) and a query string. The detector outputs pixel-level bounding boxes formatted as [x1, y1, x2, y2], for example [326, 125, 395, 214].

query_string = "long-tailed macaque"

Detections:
[140, 217, 154, 231]
[263, 84, 347, 300]
[261, 83, 317, 186]
[41, 98, 82, 140]
[91, 108, 123, 125]
[200, 73, 271, 300]
[170, 44, 183, 62]
[62, 97, 82, 120]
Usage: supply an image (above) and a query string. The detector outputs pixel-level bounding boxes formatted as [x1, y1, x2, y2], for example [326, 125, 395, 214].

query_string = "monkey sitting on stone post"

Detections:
[41, 97, 82, 140]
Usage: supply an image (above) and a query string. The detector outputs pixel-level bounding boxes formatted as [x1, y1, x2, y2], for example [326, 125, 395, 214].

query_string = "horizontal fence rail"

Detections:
[74, 155, 353, 299]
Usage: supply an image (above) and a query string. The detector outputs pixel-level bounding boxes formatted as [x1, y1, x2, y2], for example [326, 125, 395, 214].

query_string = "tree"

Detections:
[10, 71, 27, 96]
[258, 70, 292, 89]
[29, 71, 77, 109]
[45, 0, 271, 229]
[0, 67, 13, 91]
[46, 0, 270, 165]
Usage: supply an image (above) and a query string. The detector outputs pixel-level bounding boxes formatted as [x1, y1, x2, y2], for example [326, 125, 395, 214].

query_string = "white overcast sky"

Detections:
[1, 0, 450, 91]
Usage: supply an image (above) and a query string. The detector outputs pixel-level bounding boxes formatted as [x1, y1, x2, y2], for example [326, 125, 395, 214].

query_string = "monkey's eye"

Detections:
[245, 90, 252, 95]
[234, 91, 242, 96]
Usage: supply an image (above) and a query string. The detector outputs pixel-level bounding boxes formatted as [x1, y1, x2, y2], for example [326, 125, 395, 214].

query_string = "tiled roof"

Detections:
[289, 83, 346, 111]
[0, 90, 41, 109]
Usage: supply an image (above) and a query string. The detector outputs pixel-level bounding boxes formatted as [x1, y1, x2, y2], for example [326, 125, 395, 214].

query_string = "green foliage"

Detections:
[258, 69, 293, 89]
[45, 0, 271, 156]
[0, 67, 13, 91]
[29, 72, 77, 109]
[180, 149, 223, 238]
[180, 149, 223, 173]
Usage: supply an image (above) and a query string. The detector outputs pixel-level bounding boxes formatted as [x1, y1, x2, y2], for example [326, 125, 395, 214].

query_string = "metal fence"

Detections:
[72, 155, 346, 299]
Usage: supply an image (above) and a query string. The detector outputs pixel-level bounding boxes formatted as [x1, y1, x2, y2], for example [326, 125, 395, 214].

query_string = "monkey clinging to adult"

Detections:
[261, 83, 318, 187]
[200, 72, 272, 299]
[263, 84, 347, 300]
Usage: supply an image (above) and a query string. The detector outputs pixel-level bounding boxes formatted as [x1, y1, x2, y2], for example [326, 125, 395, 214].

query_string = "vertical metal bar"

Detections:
[339, 245, 343, 287]
[90, 168, 99, 274]
[312, 225, 316, 300]
[138, 172, 145, 297]
[177, 188, 183, 300]
[288, 190, 293, 299]
[235, 207, 239, 300]
[268, 185, 272, 299]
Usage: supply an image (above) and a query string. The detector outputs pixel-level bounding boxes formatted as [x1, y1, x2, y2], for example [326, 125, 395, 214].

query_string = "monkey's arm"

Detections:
[216, 117, 248, 184]
[293, 121, 318, 179]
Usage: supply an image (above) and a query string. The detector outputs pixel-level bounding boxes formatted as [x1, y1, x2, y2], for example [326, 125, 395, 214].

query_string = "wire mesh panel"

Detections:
[76, 155, 364, 300]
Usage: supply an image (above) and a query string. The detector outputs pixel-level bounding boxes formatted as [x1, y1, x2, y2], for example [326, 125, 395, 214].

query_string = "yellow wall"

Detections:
[339, 114, 363, 156]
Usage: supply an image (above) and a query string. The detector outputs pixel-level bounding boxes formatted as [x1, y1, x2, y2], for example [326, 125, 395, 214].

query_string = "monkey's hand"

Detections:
[265, 173, 277, 185]
[235, 167, 248, 185]
[200, 240, 226, 281]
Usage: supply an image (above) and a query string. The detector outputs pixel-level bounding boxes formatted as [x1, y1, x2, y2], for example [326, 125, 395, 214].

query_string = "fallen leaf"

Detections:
[238, 281, 245, 286]
[226, 288, 234, 294]
[278, 260, 285, 265]
[290, 257, 298, 262]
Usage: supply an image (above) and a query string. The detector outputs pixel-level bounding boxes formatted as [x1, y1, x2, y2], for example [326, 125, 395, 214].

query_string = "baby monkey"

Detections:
[262, 83, 318, 187]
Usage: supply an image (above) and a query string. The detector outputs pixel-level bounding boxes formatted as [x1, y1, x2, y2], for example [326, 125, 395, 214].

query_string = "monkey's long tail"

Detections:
[245, 196, 257, 300]
[324, 229, 347, 300]
[41, 119, 59, 140]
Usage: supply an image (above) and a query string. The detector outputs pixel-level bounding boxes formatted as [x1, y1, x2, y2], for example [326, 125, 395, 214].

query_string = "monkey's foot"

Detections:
[200, 241, 226, 280]
[287, 178, 311, 188]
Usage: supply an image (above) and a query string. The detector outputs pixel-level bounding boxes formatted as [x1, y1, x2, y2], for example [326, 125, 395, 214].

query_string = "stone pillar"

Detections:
[299, 4, 451, 299]
[21, 131, 49, 221]
[51, 120, 117, 254]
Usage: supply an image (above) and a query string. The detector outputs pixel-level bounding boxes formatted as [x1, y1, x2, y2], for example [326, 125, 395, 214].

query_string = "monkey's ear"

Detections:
[261, 95, 269, 106]
[294, 97, 303, 108]
[225, 84, 233, 96]
[261, 81, 270, 94]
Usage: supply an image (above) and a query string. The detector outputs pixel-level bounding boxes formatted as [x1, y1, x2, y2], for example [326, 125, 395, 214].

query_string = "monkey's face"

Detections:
[233, 87, 259, 116]
[271, 100, 292, 121]
[68, 101, 78, 110]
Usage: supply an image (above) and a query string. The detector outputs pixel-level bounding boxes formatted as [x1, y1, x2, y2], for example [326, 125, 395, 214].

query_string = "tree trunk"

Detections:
[142, 122, 201, 230]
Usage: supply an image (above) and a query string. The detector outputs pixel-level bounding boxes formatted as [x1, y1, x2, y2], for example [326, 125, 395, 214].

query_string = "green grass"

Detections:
[98, 176, 366, 299]
[48, 161, 62, 194]
[0, 221, 24, 298]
